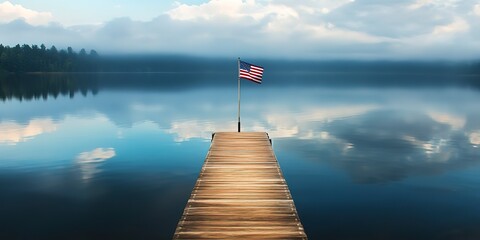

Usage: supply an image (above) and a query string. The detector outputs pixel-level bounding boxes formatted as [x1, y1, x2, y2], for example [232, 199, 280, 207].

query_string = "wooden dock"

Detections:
[173, 132, 307, 239]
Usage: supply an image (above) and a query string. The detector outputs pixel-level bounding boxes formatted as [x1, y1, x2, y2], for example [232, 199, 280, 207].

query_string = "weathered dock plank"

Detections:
[173, 132, 307, 240]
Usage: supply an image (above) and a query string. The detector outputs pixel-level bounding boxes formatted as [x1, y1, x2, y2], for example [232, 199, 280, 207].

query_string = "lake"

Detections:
[1, 68, 480, 239]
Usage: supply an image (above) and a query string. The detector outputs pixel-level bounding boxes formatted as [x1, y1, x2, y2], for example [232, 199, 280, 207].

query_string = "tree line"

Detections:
[1, 44, 480, 74]
[0, 44, 99, 73]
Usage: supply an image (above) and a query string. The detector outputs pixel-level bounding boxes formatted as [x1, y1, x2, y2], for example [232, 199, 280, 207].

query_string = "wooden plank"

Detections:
[173, 132, 307, 240]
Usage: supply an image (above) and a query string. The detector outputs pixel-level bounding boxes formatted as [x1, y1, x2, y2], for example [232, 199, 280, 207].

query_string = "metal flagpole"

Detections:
[237, 57, 241, 132]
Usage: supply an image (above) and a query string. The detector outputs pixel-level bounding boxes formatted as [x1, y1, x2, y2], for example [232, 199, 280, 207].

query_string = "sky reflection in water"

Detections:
[0, 73, 480, 239]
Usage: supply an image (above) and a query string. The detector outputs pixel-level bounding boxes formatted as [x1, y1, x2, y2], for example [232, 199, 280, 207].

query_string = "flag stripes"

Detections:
[239, 60, 264, 84]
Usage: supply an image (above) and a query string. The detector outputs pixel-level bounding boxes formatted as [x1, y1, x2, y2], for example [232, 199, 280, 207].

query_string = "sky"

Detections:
[1, 0, 480, 60]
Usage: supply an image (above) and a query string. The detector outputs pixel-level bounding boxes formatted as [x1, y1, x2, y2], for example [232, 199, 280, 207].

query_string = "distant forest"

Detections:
[0, 44, 98, 73]
[1, 43, 480, 74]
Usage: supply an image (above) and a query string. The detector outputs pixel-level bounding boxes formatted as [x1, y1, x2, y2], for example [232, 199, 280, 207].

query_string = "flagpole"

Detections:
[237, 57, 241, 133]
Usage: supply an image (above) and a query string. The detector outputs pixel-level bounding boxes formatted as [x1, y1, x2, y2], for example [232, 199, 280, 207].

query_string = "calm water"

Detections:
[1, 70, 480, 239]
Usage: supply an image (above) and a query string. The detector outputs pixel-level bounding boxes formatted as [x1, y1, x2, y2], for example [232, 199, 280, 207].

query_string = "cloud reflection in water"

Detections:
[2, 71, 480, 240]
[0, 118, 57, 145]
[470, 131, 480, 146]
[279, 109, 480, 183]
[2, 74, 480, 185]
[76, 148, 116, 181]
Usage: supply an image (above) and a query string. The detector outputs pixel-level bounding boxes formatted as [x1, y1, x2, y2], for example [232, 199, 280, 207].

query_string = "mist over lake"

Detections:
[1, 59, 479, 239]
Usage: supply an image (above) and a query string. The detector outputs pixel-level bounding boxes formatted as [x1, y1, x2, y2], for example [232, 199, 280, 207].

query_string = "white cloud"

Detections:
[409, 0, 461, 10]
[0, 1, 52, 25]
[304, 24, 386, 43]
[432, 17, 469, 35]
[0, 118, 57, 145]
[1, 0, 479, 59]
[167, 0, 380, 46]
[474, 4, 480, 16]
[408, 0, 433, 10]
[295, 0, 355, 15]
[168, 0, 298, 21]
[408, 0, 460, 10]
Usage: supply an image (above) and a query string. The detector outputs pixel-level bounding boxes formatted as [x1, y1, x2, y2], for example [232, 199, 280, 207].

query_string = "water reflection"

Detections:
[428, 111, 465, 130]
[280, 109, 480, 183]
[0, 74, 98, 101]
[470, 131, 480, 146]
[167, 120, 235, 142]
[2, 70, 480, 102]
[252, 105, 379, 139]
[0, 118, 57, 145]
[2, 76, 478, 183]
[76, 148, 116, 181]
[1, 73, 480, 239]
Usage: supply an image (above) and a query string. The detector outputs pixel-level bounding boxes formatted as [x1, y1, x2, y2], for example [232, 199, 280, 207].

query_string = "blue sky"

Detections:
[1, 0, 480, 59]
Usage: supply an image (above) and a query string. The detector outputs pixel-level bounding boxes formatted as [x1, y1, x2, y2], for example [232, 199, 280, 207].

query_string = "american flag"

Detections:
[239, 60, 264, 84]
